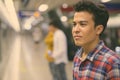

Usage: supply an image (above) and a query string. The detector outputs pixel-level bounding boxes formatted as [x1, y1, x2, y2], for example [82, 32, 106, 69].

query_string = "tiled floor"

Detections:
[0, 32, 73, 80]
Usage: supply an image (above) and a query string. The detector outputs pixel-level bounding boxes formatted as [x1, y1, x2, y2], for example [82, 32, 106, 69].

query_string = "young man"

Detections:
[72, 0, 120, 80]
[49, 20, 68, 80]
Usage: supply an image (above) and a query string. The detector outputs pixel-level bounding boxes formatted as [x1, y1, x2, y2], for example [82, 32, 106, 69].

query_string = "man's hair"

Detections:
[73, 0, 109, 33]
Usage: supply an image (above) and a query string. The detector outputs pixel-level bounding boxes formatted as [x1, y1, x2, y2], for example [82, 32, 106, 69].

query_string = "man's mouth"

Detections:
[73, 35, 82, 40]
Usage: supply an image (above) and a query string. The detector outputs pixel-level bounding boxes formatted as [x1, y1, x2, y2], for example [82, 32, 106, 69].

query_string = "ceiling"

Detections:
[19, 0, 120, 28]
[20, 0, 79, 11]
[20, 0, 120, 11]
[0, 0, 119, 32]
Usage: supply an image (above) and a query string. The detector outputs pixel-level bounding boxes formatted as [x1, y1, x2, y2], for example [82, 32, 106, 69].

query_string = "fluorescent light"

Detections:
[38, 4, 48, 12]
[4, 0, 20, 32]
[23, 16, 35, 30]
[101, 0, 111, 3]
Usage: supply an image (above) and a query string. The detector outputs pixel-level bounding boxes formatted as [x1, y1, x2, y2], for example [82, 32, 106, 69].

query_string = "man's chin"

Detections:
[75, 42, 83, 46]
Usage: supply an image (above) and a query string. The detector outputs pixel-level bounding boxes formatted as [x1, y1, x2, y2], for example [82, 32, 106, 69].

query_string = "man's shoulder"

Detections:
[98, 46, 120, 65]
[74, 48, 82, 59]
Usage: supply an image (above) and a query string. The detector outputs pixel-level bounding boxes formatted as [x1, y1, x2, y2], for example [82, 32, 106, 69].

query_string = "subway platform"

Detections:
[0, 31, 73, 80]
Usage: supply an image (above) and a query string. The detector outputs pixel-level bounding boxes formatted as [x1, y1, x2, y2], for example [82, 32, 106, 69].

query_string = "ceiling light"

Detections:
[62, 3, 68, 8]
[38, 4, 48, 12]
[60, 16, 68, 22]
[101, 0, 111, 3]
[24, 23, 32, 30]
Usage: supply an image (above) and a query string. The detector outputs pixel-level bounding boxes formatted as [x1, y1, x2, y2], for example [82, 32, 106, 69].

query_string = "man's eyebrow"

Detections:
[73, 20, 88, 23]
[72, 21, 75, 23]
[79, 21, 88, 24]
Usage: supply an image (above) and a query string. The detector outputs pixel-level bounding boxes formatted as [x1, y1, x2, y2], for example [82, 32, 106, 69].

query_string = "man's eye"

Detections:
[72, 23, 76, 27]
[80, 23, 87, 26]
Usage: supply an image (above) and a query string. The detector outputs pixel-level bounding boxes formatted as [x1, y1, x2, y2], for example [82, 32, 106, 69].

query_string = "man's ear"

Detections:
[96, 25, 104, 35]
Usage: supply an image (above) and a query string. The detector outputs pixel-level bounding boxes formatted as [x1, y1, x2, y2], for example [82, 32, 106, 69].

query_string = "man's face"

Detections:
[72, 11, 101, 47]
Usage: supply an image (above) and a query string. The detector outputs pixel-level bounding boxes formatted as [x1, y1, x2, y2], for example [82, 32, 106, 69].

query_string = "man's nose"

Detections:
[73, 24, 80, 33]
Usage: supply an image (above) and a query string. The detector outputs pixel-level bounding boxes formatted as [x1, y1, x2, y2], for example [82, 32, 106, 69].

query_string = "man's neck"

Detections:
[81, 39, 100, 60]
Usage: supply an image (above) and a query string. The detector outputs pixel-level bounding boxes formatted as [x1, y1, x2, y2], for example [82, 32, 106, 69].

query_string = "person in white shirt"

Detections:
[49, 20, 68, 80]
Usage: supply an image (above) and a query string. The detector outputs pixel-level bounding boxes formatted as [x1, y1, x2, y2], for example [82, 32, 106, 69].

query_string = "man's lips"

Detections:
[73, 35, 82, 40]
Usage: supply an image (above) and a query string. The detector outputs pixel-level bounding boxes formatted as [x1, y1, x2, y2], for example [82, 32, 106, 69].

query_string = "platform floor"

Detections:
[0, 32, 73, 80]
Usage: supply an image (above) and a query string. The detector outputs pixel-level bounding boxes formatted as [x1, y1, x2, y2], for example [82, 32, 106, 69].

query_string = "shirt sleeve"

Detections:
[106, 63, 120, 80]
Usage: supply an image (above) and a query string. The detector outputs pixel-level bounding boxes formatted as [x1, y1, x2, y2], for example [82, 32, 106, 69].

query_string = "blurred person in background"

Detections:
[32, 27, 42, 44]
[72, 0, 120, 80]
[44, 26, 56, 80]
[47, 20, 68, 80]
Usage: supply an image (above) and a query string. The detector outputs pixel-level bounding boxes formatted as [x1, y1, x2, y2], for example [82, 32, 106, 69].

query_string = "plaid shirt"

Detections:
[73, 41, 120, 80]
